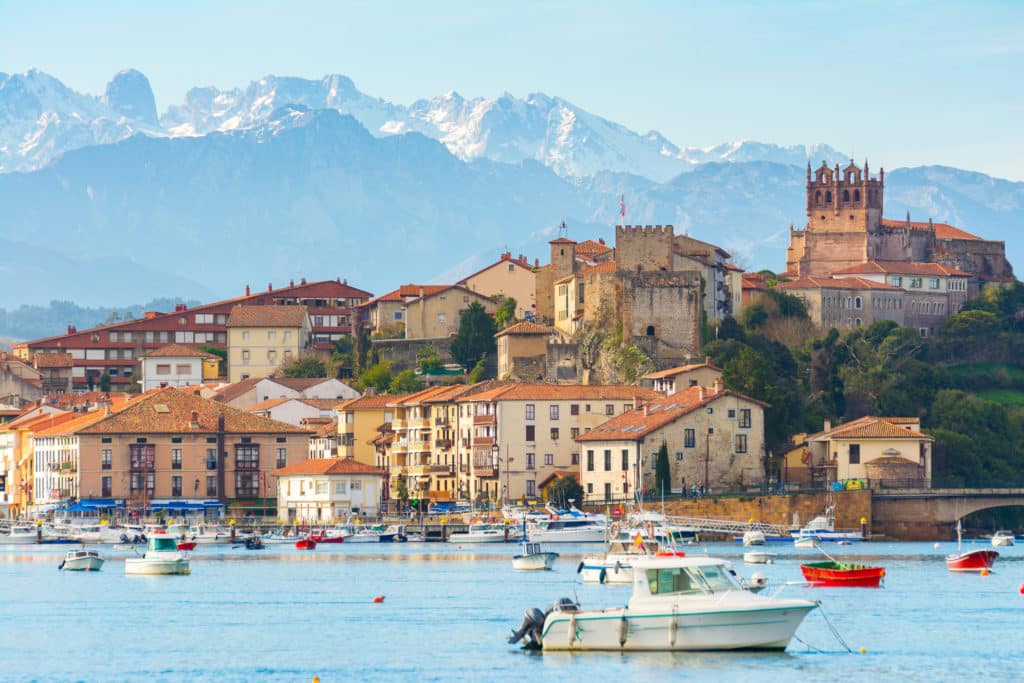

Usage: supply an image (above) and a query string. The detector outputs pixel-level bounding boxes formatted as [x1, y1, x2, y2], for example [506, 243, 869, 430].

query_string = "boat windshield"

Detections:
[646, 564, 738, 595]
[151, 537, 179, 551]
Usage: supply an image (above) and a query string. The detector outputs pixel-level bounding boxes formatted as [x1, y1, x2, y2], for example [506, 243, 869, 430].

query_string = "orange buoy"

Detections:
[373, 595, 385, 603]
[980, 569, 990, 576]
[1018, 583, 1024, 595]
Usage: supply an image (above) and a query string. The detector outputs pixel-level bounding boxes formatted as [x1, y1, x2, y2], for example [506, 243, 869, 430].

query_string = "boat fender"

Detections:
[609, 522, 621, 538]
[599, 568, 608, 584]
[618, 615, 629, 647]
[614, 560, 622, 574]
[576, 561, 584, 574]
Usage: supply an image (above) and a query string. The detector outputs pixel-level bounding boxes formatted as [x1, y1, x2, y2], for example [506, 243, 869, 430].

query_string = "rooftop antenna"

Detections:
[557, 220, 568, 238]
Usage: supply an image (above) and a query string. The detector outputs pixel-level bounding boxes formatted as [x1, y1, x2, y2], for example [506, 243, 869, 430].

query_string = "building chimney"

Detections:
[144, 311, 158, 319]
[713, 378, 723, 394]
[705, 356, 711, 365]
[642, 404, 649, 417]
[290, 279, 294, 287]
[599, 238, 605, 245]
[67, 325, 77, 335]
[301, 277, 307, 285]
[823, 419, 832, 432]
[268, 283, 273, 292]
[698, 386, 706, 401]
[245, 285, 251, 296]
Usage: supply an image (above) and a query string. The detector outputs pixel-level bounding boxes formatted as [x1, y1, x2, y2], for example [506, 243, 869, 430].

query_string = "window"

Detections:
[242, 331, 250, 341]
[101, 449, 112, 470]
[171, 476, 182, 497]
[603, 450, 612, 471]
[437, 313, 446, 325]
[526, 453, 535, 470]
[570, 404, 579, 416]
[316, 482, 328, 495]
[586, 451, 594, 471]
[550, 428, 560, 441]
[728, 409, 736, 418]
[571, 453, 579, 465]
[171, 448, 182, 470]
[570, 427, 579, 439]
[235, 445, 260, 470]
[206, 448, 218, 470]
[929, 277, 940, 289]
[735, 434, 748, 453]
[335, 482, 348, 494]
[891, 276, 902, 287]
[526, 480, 536, 497]
[129, 444, 155, 470]
[268, 350, 277, 364]
[350, 480, 361, 491]
[910, 277, 922, 289]
[241, 350, 250, 362]
[684, 428, 696, 448]
[854, 297, 862, 309]
[156, 364, 171, 375]
[604, 483, 612, 502]
[525, 404, 535, 420]
[236, 472, 259, 497]
[849, 444, 860, 464]
[587, 483, 593, 493]
[101, 476, 112, 497]
[605, 404, 615, 416]
[549, 405, 559, 420]
[525, 425, 535, 442]
[739, 409, 751, 429]
[277, 448, 287, 469]
[267, 330, 277, 341]
[675, 452, 684, 462]
[130, 472, 155, 494]
[621, 449, 629, 471]
[544, 454, 554, 466]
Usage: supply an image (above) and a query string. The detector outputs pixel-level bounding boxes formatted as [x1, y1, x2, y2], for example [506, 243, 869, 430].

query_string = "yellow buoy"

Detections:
[860, 647, 867, 654]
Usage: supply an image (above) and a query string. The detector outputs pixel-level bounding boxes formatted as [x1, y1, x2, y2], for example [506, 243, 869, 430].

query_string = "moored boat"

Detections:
[295, 536, 317, 550]
[449, 523, 516, 544]
[742, 530, 766, 546]
[59, 549, 105, 571]
[793, 533, 821, 548]
[947, 520, 998, 572]
[579, 539, 663, 584]
[125, 536, 190, 575]
[176, 540, 197, 551]
[991, 530, 1014, 547]
[512, 519, 558, 570]
[509, 555, 818, 651]
[800, 561, 884, 587]
[743, 551, 777, 564]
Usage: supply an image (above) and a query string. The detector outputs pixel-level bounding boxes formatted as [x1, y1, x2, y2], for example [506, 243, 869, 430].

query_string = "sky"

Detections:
[1, 0, 1022, 179]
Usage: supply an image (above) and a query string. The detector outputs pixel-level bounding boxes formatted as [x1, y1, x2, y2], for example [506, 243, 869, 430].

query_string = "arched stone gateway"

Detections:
[872, 489, 1024, 541]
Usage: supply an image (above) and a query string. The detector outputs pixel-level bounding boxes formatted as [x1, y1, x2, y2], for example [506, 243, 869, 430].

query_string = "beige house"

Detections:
[495, 321, 567, 380]
[804, 416, 932, 488]
[336, 394, 410, 465]
[777, 276, 905, 331]
[642, 358, 722, 396]
[226, 305, 311, 382]
[273, 457, 387, 522]
[403, 285, 498, 339]
[458, 252, 537, 321]
[355, 285, 450, 338]
[459, 383, 664, 505]
[40, 387, 310, 517]
[577, 382, 769, 502]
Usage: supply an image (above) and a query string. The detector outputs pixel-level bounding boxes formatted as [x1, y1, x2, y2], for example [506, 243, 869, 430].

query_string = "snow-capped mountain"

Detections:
[0, 69, 163, 173]
[1, 69, 848, 181]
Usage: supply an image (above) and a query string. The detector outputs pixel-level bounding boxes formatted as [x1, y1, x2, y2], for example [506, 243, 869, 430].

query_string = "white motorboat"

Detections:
[793, 533, 821, 548]
[742, 530, 766, 546]
[579, 540, 665, 584]
[449, 523, 517, 544]
[791, 515, 863, 542]
[0, 525, 38, 544]
[342, 524, 398, 543]
[187, 524, 232, 544]
[513, 542, 559, 570]
[385, 525, 423, 542]
[125, 536, 190, 575]
[991, 530, 1015, 547]
[529, 518, 606, 543]
[59, 549, 105, 571]
[509, 555, 818, 652]
[743, 551, 777, 564]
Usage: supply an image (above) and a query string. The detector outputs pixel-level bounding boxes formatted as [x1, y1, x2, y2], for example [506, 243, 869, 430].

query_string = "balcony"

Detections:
[473, 413, 496, 425]
[434, 439, 453, 449]
[474, 466, 497, 478]
[430, 464, 455, 475]
[434, 417, 449, 427]
[473, 436, 495, 448]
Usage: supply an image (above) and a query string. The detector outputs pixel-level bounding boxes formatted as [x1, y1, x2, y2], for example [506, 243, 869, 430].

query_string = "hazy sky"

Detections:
[2, 0, 1021, 179]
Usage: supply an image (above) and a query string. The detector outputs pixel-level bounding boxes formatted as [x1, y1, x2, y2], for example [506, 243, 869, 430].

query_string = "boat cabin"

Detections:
[630, 558, 742, 605]
[150, 537, 179, 552]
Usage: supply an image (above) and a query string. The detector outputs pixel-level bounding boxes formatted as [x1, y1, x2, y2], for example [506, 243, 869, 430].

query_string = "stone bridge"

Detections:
[872, 488, 1024, 540]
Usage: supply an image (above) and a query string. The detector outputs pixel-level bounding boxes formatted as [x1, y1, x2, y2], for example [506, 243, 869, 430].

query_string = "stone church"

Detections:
[786, 160, 1013, 292]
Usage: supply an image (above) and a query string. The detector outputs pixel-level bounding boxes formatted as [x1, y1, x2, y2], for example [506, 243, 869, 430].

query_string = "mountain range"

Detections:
[0, 69, 1021, 312]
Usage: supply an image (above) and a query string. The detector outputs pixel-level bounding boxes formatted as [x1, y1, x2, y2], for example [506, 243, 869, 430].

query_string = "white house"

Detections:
[273, 457, 387, 522]
[140, 344, 221, 391]
[247, 397, 338, 426]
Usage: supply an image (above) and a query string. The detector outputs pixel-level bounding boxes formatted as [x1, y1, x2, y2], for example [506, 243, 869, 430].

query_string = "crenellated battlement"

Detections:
[615, 224, 675, 273]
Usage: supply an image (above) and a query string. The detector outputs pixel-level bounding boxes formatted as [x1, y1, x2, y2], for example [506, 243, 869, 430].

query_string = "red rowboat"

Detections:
[177, 541, 197, 551]
[946, 549, 998, 572]
[946, 520, 998, 572]
[309, 531, 344, 544]
[295, 537, 317, 550]
[800, 561, 885, 587]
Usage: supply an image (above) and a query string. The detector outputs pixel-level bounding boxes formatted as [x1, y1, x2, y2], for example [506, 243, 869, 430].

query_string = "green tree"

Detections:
[98, 372, 112, 392]
[416, 345, 444, 373]
[353, 326, 372, 374]
[494, 297, 517, 328]
[279, 356, 327, 378]
[358, 362, 393, 393]
[450, 301, 497, 370]
[547, 474, 585, 508]
[654, 440, 671, 497]
[389, 369, 425, 393]
[467, 356, 488, 384]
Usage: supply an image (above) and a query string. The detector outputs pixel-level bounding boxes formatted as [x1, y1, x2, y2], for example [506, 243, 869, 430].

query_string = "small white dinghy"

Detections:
[743, 550, 777, 564]
[59, 549, 105, 571]
[512, 520, 558, 570]
[125, 536, 190, 575]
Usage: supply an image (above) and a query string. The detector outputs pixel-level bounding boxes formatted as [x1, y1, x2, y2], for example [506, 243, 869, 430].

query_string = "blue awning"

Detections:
[150, 502, 207, 511]
[77, 499, 125, 509]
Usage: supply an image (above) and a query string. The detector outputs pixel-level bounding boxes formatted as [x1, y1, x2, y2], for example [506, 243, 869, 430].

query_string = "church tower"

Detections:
[806, 159, 884, 234]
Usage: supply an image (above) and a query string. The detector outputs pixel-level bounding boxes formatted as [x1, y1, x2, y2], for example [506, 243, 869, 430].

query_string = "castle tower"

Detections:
[549, 237, 577, 279]
[614, 224, 675, 273]
[806, 159, 883, 234]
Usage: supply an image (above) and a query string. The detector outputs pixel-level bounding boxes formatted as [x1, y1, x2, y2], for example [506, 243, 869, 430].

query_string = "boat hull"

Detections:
[541, 603, 816, 651]
[513, 552, 559, 571]
[61, 553, 105, 571]
[946, 549, 998, 572]
[800, 562, 884, 587]
[743, 552, 777, 564]
[530, 529, 606, 544]
[125, 558, 190, 575]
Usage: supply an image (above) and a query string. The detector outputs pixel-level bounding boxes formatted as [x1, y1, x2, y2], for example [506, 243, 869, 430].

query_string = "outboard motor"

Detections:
[120, 533, 129, 544]
[508, 607, 547, 649]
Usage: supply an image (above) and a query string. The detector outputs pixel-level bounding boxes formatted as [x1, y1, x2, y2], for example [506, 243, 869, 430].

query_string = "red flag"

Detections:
[619, 194, 626, 218]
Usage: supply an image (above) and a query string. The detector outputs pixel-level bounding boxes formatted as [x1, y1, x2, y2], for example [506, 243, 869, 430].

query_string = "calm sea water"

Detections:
[2, 539, 1023, 682]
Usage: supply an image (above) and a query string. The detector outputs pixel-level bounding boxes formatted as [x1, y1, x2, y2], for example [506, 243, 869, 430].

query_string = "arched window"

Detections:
[843, 190, 850, 202]
[815, 191, 822, 204]
[855, 318, 862, 326]
[854, 189, 861, 202]
[854, 296, 862, 309]
[825, 191, 833, 204]
[646, 325, 655, 336]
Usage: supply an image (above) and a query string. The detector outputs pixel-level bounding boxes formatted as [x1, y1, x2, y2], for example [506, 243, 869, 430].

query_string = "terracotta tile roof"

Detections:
[495, 321, 557, 338]
[742, 273, 768, 288]
[810, 416, 931, 441]
[881, 218, 982, 241]
[461, 383, 663, 403]
[579, 261, 617, 276]
[578, 385, 768, 442]
[268, 377, 330, 391]
[41, 392, 135, 411]
[575, 239, 613, 256]
[33, 352, 73, 368]
[724, 262, 744, 272]
[457, 255, 534, 284]
[77, 387, 311, 435]
[777, 276, 902, 291]
[34, 409, 112, 437]
[549, 237, 577, 245]
[312, 421, 339, 438]
[273, 457, 386, 476]
[209, 378, 262, 403]
[884, 417, 920, 424]
[830, 261, 971, 278]
[226, 305, 309, 328]
[335, 393, 413, 411]
[246, 397, 293, 412]
[8, 410, 77, 432]
[143, 344, 223, 360]
[644, 359, 721, 380]
[356, 284, 451, 307]
[865, 454, 920, 466]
